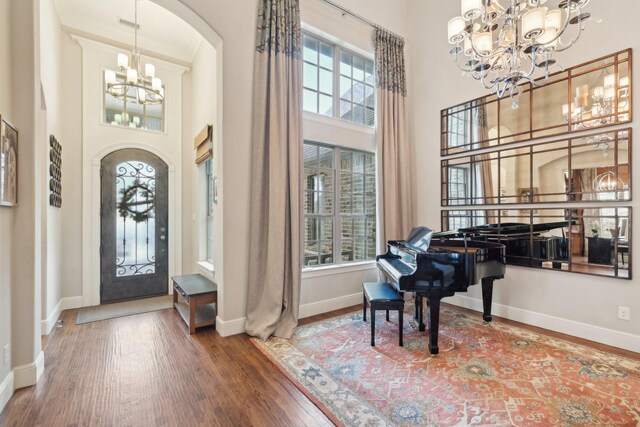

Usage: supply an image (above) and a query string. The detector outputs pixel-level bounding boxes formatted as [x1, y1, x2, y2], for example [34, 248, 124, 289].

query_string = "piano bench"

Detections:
[362, 282, 404, 347]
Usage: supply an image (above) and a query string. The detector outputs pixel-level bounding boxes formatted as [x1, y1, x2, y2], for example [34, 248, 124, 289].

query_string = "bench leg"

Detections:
[363, 293, 367, 322]
[386, 309, 389, 321]
[399, 305, 404, 346]
[370, 306, 375, 346]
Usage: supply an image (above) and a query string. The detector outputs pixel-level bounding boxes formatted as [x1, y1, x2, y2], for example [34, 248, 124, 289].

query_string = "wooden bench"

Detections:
[362, 282, 404, 346]
[172, 274, 217, 334]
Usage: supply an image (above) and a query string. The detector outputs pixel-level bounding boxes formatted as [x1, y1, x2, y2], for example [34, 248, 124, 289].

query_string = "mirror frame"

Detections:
[441, 49, 633, 156]
[441, 128, 632, 206]
[440, 207, 632, 280]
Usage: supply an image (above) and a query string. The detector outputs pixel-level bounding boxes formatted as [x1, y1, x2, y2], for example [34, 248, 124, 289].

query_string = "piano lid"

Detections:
[404, 226, 434, 252]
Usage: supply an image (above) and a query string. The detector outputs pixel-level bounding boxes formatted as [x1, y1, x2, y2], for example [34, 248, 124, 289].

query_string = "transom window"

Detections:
[104, 71, 165, 132]
[303, 141, 376, 267]
[303, 34, 375, 126]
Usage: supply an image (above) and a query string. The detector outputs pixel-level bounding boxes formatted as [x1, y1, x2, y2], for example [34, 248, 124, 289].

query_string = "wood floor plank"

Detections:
[0, 308, 333, 427]
[2, 302, 636, 427]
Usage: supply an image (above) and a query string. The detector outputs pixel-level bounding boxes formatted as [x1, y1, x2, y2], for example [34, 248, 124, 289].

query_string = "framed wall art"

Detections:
[0, 116, 18, 207]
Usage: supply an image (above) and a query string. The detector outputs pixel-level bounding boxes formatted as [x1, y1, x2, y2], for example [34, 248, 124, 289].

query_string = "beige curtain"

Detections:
[245, 0, 302, 340]
[473, 101, 496, 219]
[375, 28, 413, 245]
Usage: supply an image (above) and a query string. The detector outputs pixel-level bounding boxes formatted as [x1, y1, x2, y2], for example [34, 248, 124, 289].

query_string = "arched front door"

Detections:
[100, 149, 168, 303]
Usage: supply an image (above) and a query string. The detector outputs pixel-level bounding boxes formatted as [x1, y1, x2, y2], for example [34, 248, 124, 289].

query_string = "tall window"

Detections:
[104, 71, 165, 132]
[303, 34, 375, 126]
[205, 160, 215, 263]
[448, 166, 470, 229]
[448, 107, 470, 148]
[304, 142, 376, 267]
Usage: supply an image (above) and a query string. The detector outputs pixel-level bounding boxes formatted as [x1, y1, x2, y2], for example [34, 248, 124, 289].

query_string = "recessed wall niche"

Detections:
[441, 49, 632, 156]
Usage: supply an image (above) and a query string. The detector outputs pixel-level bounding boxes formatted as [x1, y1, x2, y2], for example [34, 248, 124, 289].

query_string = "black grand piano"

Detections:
[377, 227, 506, 354]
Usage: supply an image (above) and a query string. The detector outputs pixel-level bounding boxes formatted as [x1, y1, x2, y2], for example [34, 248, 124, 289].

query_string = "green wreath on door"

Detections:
[117, 180, 155, 223]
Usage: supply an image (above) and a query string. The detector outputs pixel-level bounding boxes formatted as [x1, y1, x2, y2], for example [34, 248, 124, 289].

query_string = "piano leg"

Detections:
[427, 296, 441, 355]
[416, 295, 425, 331]
[481, 278, 494, 322]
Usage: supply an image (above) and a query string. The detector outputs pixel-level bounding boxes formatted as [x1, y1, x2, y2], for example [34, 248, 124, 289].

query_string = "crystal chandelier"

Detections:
[104, 0, 164, 105]
[447, 0, 591, 108]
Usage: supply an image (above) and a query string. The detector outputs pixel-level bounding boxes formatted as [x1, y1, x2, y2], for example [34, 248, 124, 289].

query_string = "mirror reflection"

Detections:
[441, 129, 632, 206]
[441, 49, 632, 155]
[440, 207, 631, 279]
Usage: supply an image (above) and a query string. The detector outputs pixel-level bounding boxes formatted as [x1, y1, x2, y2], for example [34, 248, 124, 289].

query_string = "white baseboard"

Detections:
[299, 292, 362, 319]
[0, 371, 14, 415]
[215, 316, 246, 337]
[13, 351, 45, 390]
[447, 295, 640, 353]
[41, 296, 84, 335]
[216, 293, 363, 337]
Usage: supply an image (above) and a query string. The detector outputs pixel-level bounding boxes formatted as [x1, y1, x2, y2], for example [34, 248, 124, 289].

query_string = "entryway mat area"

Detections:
[76, 295, 173, 324]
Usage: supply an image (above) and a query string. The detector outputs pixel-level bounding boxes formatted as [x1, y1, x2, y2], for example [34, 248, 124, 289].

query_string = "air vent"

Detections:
[119, 18, 140, 30]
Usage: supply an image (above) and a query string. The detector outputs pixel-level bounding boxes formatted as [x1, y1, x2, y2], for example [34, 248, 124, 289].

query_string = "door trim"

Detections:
[83, 142, 182, 307]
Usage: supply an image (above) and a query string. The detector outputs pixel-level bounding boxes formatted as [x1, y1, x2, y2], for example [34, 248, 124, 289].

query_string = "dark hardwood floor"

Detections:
[1, 303, 638, 426]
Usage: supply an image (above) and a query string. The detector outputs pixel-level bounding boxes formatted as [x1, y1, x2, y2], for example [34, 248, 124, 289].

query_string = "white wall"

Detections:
[39, 0, 65, 335]
[408, 0, 640, 352]
[0, 0, 14, 412]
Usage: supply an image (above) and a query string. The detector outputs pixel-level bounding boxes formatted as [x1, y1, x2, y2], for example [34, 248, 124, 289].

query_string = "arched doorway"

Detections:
[100, 149, 168, 303]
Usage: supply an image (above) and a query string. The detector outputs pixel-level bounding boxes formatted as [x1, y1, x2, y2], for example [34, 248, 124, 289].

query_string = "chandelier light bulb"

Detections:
[105, 69, 117, 85]
[522, 7, 547, 39]
[152, 77, 162, 91]
[145, 63, 155, 78]
[461, 0, 483, 21]
[448, 17, 466, 44]
[126, 68, 137, 84]
[117, 53, 129, 69]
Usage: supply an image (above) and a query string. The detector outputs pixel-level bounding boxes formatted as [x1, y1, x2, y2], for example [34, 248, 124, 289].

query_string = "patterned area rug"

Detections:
[252, 307, 640, 426]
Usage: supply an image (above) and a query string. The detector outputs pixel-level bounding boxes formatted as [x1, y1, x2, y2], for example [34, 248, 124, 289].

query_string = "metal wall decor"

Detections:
[49, 135, 62, 208]
[441, 49, 632, 156]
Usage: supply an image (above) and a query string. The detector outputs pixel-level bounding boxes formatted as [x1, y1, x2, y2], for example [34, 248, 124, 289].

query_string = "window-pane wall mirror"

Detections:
[441, 49, 632, 156]
[440, 207, 632, 280]
[442, 129, 632, 206]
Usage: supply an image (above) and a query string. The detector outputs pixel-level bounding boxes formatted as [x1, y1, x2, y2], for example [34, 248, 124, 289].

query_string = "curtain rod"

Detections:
[319, 0, 403, 40]
[320, 0, 377, 29]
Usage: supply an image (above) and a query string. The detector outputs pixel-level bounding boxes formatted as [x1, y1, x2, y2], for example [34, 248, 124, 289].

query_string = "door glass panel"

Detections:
[115, 160, 156, 277]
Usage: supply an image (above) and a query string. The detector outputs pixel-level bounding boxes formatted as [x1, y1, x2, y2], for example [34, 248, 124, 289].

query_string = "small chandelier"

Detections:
[593, 170, 625, 192]
[104, 0, 164, 105]
[563, 73, 630, 129]
[447, 0, 591, 108]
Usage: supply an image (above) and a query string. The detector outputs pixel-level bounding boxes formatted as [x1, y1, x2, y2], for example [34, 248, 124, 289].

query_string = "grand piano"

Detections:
[377, 227, 506, 354]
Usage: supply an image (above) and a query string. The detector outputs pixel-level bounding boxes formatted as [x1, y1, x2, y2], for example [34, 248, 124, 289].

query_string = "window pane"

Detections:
[146, 103, 162, 116]
[319, 191, 333, 214]
[304, 145, 318, 168]
[304, 241, 319, 266]
[340, 52, 352, 76]
[319, 69, 333, 95]
[340, 100, 353, 122]
[340, 151, 352, 171]
[353, 57, 365, 81]
[319, 94, 332, 117]
[305, 217, 318, 240]
[303, 36, 318, 64]
[353, 153, 365, 174]
[340, 192, 351, 214]
[319, 43, 333, 69]
[340, 76, 352, 101]
[303, 89, 318, 113]
[353, 194, 364, 214]
[365, 153, 375, 175]
[352, 104, 365, 124]
[365, 62, 374, 85]
[303, 62, 318, 90]
[320, 241, 333, 265]
[353, 82, 365, 105]
[341, 241, 353, 261]
[365, 85, 375, 108]
[319, 146, 334, 169]
[320, 218, 333, 240]
[365, 107, 375, 126]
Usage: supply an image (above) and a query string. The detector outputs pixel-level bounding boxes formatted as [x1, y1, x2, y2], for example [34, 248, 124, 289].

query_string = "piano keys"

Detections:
[377, 227, 506, 354]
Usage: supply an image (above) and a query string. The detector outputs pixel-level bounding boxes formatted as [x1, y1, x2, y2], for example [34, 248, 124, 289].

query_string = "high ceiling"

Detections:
[53, 0, 203, 64]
